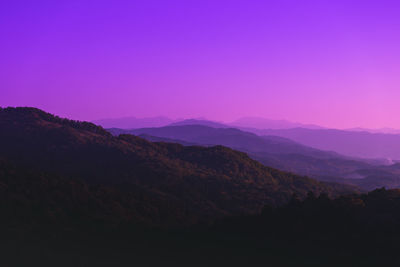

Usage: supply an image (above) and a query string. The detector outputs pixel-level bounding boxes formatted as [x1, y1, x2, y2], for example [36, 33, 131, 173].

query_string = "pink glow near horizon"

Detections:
[1, 0, 400, 129]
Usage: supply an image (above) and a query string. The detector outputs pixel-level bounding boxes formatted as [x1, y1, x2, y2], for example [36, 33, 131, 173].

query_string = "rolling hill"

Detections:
[111, 126, 373, 181]
[110, 125, 342, 158]
[0, 107, 355, 226]
[112, 125, 400, 190]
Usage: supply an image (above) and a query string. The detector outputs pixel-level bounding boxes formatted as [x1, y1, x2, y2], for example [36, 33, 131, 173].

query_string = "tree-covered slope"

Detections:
[112, 125, 392, 189]
[0, 107, 356, 225]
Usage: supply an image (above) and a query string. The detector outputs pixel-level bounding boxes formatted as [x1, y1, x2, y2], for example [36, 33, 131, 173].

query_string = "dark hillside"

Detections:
[0, 107, 355, 226]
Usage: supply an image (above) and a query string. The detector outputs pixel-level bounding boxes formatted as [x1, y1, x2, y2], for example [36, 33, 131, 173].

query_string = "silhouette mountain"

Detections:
[5, 107, 400, 267]
[0, 107, 355, 226]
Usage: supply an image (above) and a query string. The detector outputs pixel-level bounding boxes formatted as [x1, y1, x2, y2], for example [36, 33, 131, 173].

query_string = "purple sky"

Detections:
[1, 0, 400, 128]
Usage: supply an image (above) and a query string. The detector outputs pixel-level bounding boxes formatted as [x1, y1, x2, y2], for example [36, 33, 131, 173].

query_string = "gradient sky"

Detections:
[1, 0, 400, 128]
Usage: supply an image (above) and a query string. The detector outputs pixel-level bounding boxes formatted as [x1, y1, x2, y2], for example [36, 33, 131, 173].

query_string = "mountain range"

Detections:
[252, 128, 400, 160]
[93, 116, 326, 130]
[0, 107, 355, 226]
[97, 116, 400, 161]
[92, 116, 176, 129]
[3, 107, 400, 267]
[111, 125, 400, 190]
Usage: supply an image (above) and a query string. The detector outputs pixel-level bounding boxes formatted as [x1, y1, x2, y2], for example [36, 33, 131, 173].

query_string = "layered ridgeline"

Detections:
[247, 127, 400, 161]
[111, 125, 400, 190]
[0, 107, 355, 226]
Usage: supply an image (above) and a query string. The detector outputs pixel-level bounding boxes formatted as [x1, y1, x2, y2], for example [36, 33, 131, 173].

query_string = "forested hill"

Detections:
[0, 107, 356, 226]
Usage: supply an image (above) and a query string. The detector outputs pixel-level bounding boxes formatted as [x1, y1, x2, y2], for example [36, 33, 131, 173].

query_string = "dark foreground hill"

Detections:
[213, 188, 400, 267]
[0, 107, 355, 226]
[1, 107, 399, 267]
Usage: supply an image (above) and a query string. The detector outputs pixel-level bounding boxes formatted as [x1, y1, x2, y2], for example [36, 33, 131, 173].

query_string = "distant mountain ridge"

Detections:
[251, 128, 400, 160]
[110, 125, 364, 179]
[229, 117, 324, 130]
[347, 127, 400, 135]
[111, 125, 339, 158]
[168, 119, 228, 128]
[93, 115, 400, 136]
[112, 124, 400, 191]
[93, 116, 176, 129]
[93, 116, 326, 130]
